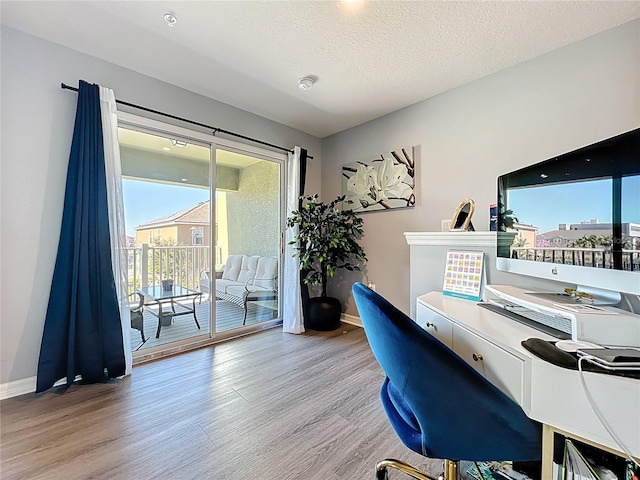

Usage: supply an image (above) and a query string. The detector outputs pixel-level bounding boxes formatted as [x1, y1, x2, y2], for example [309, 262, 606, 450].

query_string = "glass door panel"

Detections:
[214, 148, 281, 333]
[119, 127, 213, 353]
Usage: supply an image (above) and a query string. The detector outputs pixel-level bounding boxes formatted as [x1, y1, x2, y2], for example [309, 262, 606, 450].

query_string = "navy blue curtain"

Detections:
[36, 80, 125, 393]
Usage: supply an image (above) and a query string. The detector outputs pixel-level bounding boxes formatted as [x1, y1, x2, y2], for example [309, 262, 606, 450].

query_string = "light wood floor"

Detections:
[1, 325, 465, 480]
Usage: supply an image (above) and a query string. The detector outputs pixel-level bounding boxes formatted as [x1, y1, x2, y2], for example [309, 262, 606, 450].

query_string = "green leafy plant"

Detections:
[568, 234, 621, 249]
[501, 209, 519, 229]
[287, 194, 367, 297]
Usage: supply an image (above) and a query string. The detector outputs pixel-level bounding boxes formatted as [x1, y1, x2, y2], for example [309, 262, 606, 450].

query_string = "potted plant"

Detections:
[287, 194, 367, 330]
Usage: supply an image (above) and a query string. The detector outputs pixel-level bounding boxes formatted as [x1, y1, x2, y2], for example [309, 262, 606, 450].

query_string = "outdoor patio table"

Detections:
[135, 285, 202, 338]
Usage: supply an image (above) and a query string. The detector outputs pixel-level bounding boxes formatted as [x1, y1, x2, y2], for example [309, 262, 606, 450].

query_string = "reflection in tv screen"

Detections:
[500, 175, 639, 272]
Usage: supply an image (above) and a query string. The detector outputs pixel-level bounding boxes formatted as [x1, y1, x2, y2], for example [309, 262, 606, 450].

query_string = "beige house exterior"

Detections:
[511, 222, 538, 248]
[135, 201, 211, 247]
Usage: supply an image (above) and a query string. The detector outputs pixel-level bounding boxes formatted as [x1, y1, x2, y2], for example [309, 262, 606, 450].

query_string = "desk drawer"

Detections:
[451, 323, 524, 404]
[416, 303, 453, 349]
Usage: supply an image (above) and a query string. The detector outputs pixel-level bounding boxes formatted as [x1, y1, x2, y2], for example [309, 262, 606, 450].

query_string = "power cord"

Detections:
[577, 355, 640, 469]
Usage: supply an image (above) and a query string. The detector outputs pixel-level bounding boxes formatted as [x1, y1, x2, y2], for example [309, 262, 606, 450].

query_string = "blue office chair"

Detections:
[352, 282, 542, 480]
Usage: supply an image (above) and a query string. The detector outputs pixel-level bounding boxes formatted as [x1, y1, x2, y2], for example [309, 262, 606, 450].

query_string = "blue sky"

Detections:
[507, 175, 639, 233]
[123, 179, 209, 236]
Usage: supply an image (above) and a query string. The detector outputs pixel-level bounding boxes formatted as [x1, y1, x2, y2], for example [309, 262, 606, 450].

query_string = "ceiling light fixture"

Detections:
[338, 0, 366, 14]
[164, 13, 177, 27]
[298, 77, 315, 91]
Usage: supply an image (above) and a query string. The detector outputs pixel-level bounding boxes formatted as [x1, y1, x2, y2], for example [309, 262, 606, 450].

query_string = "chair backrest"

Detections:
[254, 256, 278, 290]
[221, 255, 278, 290]
[221, 255, 244, 281]
[237, 256, 260, 284]
[352, 282, 541, 462]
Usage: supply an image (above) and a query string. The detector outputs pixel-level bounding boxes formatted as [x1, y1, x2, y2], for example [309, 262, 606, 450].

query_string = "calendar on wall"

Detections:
[442, 250, 485, 301]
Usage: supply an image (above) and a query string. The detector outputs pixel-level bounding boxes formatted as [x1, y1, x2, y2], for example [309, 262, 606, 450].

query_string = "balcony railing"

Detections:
[511, 246, 640, 271]
[125, 244, 210, 294]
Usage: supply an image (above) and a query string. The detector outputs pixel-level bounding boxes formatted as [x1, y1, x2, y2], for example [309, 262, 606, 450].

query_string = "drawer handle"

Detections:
[425, 322, 435, 328]
[472, 353, 484, 362]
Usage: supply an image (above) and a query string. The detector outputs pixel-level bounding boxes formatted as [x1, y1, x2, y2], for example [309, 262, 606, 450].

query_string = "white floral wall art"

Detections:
[342, 147, 415, 212]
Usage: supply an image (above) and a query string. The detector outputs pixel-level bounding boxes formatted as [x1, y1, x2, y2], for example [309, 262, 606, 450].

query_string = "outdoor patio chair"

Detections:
[129, 293, 146, 343]
[200, 269, 212, 300]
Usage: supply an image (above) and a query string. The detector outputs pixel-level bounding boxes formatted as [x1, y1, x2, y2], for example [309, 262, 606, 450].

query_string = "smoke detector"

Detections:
[298, 77, 315, 91]
[164, 13, 177, 27]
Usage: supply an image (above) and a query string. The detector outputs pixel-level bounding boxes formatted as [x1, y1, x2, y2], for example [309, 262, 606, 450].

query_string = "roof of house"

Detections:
[513, 222, 538, 232]
[136, 201, 210, 230]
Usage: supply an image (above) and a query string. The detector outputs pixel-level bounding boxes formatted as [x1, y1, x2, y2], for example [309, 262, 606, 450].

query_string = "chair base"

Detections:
[375, 458, 460, 480]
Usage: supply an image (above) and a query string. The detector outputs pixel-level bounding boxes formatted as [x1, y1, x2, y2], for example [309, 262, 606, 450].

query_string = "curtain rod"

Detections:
[61, 83, 312, 158]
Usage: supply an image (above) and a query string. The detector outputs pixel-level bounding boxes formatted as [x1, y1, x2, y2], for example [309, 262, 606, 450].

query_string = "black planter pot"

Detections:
[306, 296, 342, 331]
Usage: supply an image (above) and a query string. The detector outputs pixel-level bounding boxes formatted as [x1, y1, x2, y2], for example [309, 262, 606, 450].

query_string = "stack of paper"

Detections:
[564, 440, 600, 480]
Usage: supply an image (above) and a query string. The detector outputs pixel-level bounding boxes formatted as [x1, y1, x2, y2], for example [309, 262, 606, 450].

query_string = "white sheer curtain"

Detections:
[282, 147, 305, 333]
[100, 86, 132, 374]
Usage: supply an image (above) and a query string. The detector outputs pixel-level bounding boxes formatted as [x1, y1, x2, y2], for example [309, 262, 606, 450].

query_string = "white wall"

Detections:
[0, 27, 322, 386]
[321, 20, 640, 315]
[228, 160, 281, 257]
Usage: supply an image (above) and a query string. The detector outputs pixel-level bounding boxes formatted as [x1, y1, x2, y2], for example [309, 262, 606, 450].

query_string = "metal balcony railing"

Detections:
[510, 246, 640, 271]
[125, 244, 210, 294]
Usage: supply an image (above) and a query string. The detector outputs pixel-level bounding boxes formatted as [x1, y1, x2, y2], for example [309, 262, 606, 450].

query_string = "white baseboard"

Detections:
[0, 376, 37, 400]
[0, 375, 81, 400]
[341, 313, 362, 327]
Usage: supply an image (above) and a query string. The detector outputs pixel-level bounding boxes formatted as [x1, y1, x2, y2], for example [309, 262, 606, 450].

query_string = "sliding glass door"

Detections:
[117, 113, 285, 359]
[213, 147, 282, 334]
[119, 127, 212, 352]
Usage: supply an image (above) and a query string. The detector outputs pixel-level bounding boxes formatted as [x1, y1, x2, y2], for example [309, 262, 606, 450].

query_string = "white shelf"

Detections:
[404, 231, 496, 247]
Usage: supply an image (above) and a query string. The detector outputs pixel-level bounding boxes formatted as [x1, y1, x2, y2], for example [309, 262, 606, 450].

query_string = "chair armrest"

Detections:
[129, 292, 144, 311]
[245, 277, 277, 293]
[244, 278, 257, 293]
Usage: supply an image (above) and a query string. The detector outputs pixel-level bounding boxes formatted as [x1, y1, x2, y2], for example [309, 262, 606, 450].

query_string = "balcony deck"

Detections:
[130, 298, 279, 352]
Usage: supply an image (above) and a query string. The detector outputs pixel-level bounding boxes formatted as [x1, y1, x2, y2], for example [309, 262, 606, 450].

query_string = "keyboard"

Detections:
[479, 300, 572, 339]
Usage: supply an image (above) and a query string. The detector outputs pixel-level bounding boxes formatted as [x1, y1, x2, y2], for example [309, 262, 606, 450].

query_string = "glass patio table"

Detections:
[135, 285, 202, 338]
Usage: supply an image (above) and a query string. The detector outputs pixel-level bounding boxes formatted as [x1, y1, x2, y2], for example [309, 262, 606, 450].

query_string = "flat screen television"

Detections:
[496, 128, 640, 301]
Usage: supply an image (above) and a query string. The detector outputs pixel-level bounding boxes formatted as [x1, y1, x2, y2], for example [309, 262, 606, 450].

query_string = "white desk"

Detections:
[416, 292, 640, 477]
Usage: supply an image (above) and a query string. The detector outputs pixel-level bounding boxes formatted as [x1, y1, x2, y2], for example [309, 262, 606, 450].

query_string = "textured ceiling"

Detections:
[2, 1, 639, 138]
